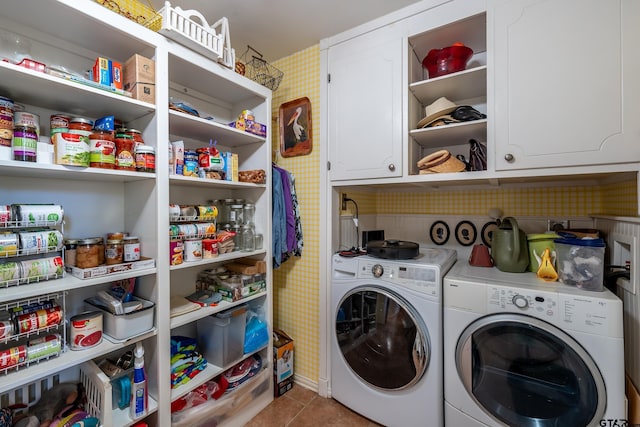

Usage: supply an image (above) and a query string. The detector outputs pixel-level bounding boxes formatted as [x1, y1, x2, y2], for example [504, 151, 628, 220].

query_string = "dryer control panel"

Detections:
[487, 286, 559, 320]
[357, 259, 439, 296]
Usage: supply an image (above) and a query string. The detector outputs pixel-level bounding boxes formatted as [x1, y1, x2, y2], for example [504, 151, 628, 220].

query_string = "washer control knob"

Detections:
[512, 295, 528, 309]
[372, 264, 384, 278]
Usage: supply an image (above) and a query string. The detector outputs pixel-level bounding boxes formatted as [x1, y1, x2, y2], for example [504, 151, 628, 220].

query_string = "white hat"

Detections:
[417, 96, 458, 129]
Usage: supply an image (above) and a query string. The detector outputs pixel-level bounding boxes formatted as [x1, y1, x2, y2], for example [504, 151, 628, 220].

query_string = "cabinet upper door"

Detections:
[493, 0, 640, 170]
[327, 25, 404, 181]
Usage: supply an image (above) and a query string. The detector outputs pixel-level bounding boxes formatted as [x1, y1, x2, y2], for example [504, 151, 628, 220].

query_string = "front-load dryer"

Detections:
[331, 248, 456, 427]
[443, 262, 625, 427]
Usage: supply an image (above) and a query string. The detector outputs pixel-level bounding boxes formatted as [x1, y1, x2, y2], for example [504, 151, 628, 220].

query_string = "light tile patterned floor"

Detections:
[246, 384, 382, 427]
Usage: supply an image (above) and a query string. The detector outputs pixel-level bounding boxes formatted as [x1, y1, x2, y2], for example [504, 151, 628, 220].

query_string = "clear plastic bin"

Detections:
[197, 304, 248, 367]
[554, 236, 606, 291]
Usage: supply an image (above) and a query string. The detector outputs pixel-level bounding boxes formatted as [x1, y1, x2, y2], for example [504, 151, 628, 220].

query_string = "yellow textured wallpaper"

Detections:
[271, 45, 321, 384]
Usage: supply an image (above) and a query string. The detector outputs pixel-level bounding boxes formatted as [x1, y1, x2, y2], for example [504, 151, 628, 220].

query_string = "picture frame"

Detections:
[279, 97, 312, 157]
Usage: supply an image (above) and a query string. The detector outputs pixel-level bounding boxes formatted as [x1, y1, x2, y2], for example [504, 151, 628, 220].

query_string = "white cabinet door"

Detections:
[493, 0, 640, 170]
[327, 25, 404, 181]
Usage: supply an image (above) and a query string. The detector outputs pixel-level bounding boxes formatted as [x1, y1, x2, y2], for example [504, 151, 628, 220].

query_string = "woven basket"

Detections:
[95, 0, 162, 31]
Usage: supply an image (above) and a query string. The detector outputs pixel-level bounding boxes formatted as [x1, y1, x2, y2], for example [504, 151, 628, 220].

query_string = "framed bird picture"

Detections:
[279, 97, 313, 157]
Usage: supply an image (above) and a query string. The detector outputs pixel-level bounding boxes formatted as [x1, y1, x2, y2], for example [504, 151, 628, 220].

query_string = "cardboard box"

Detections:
[123, 54, 156, 104]
[273, 328, 294, 396]
[111, 60, 123, 90]
[93, 57, 112, 86]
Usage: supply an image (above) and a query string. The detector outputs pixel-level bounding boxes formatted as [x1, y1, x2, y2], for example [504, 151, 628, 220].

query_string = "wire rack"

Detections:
[238, 46, 284, 91]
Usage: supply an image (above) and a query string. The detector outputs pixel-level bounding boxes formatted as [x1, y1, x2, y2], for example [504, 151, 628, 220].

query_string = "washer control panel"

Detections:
[357, 259, 439, 296]
[487, 286, 558, 320]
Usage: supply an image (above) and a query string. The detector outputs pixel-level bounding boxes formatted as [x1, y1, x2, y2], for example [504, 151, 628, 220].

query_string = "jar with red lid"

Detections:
[115, 134, 135, 170]
[89, 129, 115, 169]
[69, 117, 93, 137]
[126, 129, 145, 146]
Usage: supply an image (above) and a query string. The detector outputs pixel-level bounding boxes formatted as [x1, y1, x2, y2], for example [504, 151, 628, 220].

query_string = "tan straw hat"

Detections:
[417, 149, 466, 173]
[417, 96, 458, 128]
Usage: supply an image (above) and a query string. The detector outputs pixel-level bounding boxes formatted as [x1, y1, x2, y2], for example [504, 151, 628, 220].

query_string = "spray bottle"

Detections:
[130, 342, 148, 420]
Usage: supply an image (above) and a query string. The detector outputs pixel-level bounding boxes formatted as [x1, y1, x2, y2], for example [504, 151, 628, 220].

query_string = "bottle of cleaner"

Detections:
[130, 342, 148, 420]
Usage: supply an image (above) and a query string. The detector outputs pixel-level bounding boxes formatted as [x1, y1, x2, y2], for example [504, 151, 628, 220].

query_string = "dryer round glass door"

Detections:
[335, 285, 430, 391]
[456, 313, 606, 427]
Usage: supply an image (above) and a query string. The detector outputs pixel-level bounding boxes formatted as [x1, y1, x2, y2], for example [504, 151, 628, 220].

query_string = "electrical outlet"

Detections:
[548, 219, 569, 232]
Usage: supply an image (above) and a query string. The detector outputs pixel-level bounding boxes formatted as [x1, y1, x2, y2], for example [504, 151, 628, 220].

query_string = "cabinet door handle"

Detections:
[388, 164, 396, 172]
[504, 153, 515, 162]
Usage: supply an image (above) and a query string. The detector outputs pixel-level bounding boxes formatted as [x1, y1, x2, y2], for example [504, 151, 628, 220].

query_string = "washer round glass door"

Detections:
[456, 313, 606, 427]
[335, 285, 430, 391]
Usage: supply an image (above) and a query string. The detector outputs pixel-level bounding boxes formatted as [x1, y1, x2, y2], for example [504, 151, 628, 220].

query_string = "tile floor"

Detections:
[245, 384, 382, 427]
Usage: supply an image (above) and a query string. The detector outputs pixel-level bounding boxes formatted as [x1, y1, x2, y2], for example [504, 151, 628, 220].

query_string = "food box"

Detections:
[273, 328, 294, 396]
[228, 119, 267, 137]
[216, 274, 266, 302]
[123, 54, 156, 104]
[86, 296, 155, 340]
[70, 257, 155, 279]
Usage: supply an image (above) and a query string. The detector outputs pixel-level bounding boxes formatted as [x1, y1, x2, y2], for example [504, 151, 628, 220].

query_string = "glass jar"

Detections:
[123, 236, 141, 262]
[12, 124, 37, 162]
[68, 117, 93, 137]
[63, 238, 78, 267]
[76, 237, 102, 269]
[243, 203, 255, 226]
[229, 204, 243, 225]
[255, 233, 264, 250]
[241, 225, 255, 252]
[126, 129, 145, 146]
[105, 239, 124, 265]
[115, 133, 135, 170]
[219, 199, 234, 225]
[231, 224, 241, 251]
[89, 129, 115, 169]
[135, 145, 155, 172]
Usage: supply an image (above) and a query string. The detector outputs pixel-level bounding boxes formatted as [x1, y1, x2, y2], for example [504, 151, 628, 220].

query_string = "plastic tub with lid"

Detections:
[554, 234, 606, 291]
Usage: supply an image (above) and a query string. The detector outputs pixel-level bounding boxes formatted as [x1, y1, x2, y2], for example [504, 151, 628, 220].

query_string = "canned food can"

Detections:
[0, 233, 18, 257]
[19, 230, 64, 255]
[0, 205, 10, 226]
[50, 114, 70, 137]
[14, 204, 64, 226]
[177, 223, 197, 238]
[0, 96, 14, 147]
[0, 320, 14, 339]
[0, 345, 27, 369]
[69, 311, 103, 350]
[196, 205, 218, 221]
[27, 333, 62, 361]
[53, 132, 90, 167]
[169, 239, 184, 265]
[21, 256, 64, 282]
[123, 236, 140, 262]
[202, 238, 218, 259]
[15, 111, 40, 139]
[195, 222, 216, 237]
[0, 261, 21, 285]
[16, 305, 63, 334]
[179, 205, 197, 221]
[169, 204, 180, 221]
[11, 299, 55, 317]
[184, 239, 202, 262]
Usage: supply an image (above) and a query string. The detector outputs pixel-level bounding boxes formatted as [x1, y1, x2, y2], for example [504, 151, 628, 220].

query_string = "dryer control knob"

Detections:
[371, 264, 384, 278]
[512, 295, 528, 309]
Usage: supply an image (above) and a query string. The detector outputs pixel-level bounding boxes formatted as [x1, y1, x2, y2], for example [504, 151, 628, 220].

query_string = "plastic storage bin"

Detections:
[197, 304, 248, 367]
[86, 296, 155, 340]
[554, 235, 606, 291]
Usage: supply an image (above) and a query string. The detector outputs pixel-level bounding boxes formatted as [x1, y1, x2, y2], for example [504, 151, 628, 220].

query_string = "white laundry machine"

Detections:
[331, 248, 457, 427]
[443, 262, 626, 427]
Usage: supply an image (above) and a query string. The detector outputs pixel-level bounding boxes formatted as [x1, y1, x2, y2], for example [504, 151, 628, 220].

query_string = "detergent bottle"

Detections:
[130, 342, 148, 420]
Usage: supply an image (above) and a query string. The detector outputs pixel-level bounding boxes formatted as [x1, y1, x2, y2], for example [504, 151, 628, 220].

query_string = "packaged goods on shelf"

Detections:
[123, 54, 156, 104]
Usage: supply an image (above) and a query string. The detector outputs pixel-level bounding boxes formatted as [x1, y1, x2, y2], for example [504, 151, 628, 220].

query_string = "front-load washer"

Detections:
[443, 262, 625, 427]
[331, 248, 456, 427]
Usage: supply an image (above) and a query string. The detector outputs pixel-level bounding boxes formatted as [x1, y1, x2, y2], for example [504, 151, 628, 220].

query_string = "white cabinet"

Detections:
[326, 24, 404, 181]
[0, 1, 272, 426]
[492, 0, 640, 170]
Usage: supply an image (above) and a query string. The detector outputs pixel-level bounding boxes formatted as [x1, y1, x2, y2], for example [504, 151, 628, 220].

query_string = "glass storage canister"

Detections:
[68, 117, 94, 137]
[229, 204, 244, 226]
[241, 225, 255, 252]
[76, 237, 102, 269]
[231, 224, 241, 251]
[218, 199, 234, 225]
[243, 203, 255, 226]
[115, 132, 136, 171]
[123, 236, 141, 262]
[89, 128, 115, 169]
[105, 239, 124, 265]
[63, 238, 78, 267]
[135, 145, 155, 173]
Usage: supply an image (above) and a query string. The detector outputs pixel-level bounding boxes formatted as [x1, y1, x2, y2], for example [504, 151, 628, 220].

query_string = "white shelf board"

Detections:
[410, 66, 487, 105]
[169, 110, 265, 146]
[170, 292, 267, 329]
[410, 119, 487, 148]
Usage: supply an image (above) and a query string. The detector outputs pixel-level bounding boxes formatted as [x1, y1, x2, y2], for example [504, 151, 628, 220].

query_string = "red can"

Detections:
[16, 306, 63, 334]
[0, 345, 27, 369]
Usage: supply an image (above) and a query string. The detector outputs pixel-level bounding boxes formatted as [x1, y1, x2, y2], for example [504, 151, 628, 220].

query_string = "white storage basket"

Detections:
[79, 360, 113, 426]
[158, 1, 235, 68]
